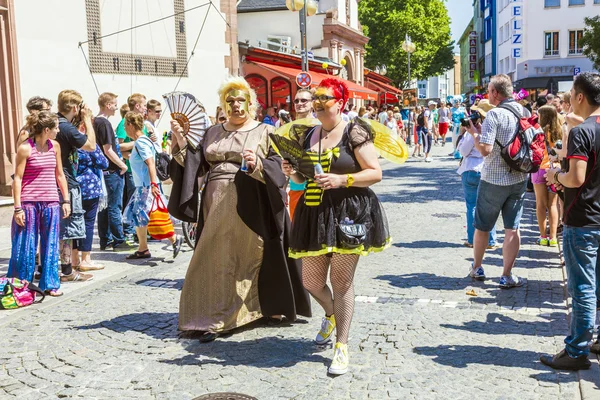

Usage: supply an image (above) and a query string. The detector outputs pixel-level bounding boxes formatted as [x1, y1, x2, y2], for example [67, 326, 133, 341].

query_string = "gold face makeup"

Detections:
[313, 87, 337, 112]
[225, 89, 251, 118]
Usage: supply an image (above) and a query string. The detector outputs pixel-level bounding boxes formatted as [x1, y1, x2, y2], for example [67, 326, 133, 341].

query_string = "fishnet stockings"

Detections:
[302, 254, 359, 344]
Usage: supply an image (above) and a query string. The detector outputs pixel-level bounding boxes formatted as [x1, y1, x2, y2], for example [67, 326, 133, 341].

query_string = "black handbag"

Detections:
[336, 217, 367, 249]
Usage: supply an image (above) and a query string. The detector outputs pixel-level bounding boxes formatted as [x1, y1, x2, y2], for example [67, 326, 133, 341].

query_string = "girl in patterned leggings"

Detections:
[9, 111, 70, 297]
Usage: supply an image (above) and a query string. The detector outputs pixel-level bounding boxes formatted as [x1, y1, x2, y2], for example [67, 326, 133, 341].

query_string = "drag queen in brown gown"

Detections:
[168, 77, 311, 342]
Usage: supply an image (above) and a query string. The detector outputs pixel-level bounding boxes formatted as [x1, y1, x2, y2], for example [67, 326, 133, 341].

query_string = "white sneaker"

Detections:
[425, 157, 432, 162]
[315, 315, 336, 345]
[328, 342, 349, 375]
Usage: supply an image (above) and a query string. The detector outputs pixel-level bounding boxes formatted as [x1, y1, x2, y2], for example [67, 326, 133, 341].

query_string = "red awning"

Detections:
[249, 61, 378, 101]
[366, 79, 403, 96]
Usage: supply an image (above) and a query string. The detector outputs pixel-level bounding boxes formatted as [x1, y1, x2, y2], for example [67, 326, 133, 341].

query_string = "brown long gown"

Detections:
[178, 123, 271, 333]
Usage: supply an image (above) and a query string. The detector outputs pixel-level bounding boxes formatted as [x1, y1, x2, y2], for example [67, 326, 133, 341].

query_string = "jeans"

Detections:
[461, 171, 497, 246]
[73, 197, 100, 252]
[562, 226, 600, 357]
[8, 202, 61, 291]
[97, 171, 125, 247]
[122, 171, 136, 236]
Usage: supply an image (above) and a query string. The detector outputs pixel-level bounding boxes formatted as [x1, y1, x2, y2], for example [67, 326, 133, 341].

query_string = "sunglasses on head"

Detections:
[294, 98, 310, 104]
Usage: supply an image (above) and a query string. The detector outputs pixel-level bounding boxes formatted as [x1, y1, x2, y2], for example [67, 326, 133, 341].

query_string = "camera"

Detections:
[460, 111, 482, 127]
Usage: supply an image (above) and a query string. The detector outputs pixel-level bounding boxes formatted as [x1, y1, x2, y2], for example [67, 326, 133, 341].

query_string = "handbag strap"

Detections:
[25, 281, 45, 304]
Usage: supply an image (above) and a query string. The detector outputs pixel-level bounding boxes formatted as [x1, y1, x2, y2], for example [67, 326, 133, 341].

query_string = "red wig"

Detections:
[318, 78, 350, 109]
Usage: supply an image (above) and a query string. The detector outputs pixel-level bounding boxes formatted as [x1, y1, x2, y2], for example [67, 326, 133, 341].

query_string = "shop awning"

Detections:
[365, 78, 402, 104]
[250, 61, 378, 101]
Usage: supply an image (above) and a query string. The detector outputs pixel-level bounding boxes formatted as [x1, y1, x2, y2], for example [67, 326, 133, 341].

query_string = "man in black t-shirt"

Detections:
[94, 93, 129, 251]
[541, 72, 600, 371]
[55, 90, 97, 283]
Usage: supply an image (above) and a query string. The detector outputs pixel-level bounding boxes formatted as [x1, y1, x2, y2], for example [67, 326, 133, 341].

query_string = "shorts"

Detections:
[531, 168, 548, 185]
[60, 186, 86, 240]
[439, 122, 449, 135]
[474, 179, 527, 231]
[402, 119, 408, 128]
[416, 126, 428, 144]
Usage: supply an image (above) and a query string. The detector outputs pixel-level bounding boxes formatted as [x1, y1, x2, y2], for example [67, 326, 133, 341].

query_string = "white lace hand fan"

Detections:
[162, 91, 209, 150]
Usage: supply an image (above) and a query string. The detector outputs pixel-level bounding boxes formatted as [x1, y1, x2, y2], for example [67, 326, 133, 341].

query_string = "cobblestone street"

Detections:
[1, 144, 599, 399]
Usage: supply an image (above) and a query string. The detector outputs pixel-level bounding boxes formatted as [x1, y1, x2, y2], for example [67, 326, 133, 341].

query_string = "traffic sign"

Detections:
[574, 67, 581, 76]
[296, 72, 312, 88]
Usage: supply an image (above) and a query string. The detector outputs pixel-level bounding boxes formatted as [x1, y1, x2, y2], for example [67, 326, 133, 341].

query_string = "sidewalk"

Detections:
[0, 143, 598, 399]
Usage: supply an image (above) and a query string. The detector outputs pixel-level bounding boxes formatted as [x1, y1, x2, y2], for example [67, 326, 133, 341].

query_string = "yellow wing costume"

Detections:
[273, 117, 409, 165]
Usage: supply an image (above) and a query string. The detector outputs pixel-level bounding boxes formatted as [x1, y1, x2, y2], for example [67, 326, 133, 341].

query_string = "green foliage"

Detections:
[358, 0, 456, 90]
[581, 16, 600, 71]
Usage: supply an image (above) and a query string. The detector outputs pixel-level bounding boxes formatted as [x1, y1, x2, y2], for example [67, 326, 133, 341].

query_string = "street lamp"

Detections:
[375, 64, 387, 76]
[286, 0, 318, 72]
[402, 35, 416, 90]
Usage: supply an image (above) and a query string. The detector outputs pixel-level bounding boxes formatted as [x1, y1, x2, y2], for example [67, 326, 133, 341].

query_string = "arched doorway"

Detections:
[246, 74, 268, 110]
[342, 53, 355, 82]
[271, 77, 291, 110]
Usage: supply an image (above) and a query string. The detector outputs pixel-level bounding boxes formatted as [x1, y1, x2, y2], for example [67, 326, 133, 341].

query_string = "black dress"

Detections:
[289, 119, 391, 258]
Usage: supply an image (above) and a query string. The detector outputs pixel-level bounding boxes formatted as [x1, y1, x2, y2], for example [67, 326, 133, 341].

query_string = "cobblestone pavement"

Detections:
[1, 143, 599, 399]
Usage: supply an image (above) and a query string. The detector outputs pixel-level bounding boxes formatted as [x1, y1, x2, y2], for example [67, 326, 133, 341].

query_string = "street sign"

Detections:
[296, 72, 312, 88]
[574, 67, 581, 76]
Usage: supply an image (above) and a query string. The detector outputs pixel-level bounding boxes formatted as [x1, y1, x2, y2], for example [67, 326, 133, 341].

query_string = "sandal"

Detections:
[44, 289, 63, 297]
[126, 250, 151, 260]
[75, 262, 105, 272]
[60, 271, 93, 283]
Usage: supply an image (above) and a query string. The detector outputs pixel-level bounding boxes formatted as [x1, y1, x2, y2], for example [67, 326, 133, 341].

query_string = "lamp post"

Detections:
[402, 35, 416, 145]
[286, 0, 318, 72]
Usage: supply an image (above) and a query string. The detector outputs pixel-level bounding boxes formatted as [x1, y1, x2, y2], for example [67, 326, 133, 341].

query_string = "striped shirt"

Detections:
[21, 139, 59, 202]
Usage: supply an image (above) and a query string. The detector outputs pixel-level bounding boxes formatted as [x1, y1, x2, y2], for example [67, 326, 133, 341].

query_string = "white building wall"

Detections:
[514, 0, 598, 91]
[238, 11, 326, 55]
[14, 0, 230, 134]
[496, 0, 517, 79]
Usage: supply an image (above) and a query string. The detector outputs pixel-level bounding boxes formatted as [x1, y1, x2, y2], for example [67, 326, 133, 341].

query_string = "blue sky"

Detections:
[446, 0, 473, 52]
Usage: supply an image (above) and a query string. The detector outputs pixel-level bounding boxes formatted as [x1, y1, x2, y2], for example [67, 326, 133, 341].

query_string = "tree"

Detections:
[358, 0, 456, 90]
[581, 16, 600, 71]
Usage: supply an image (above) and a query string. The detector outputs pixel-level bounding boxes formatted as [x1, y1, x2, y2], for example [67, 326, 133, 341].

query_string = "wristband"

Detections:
[151, 182, 159, 188]
[61, 200, 71, 205]
[346, 174, 355, 188]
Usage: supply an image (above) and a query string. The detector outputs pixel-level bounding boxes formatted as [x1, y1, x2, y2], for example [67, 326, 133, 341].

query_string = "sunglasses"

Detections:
[294, 98, 310, 104]
[312, 95, 337, 102]
[154, 109, 162, 114]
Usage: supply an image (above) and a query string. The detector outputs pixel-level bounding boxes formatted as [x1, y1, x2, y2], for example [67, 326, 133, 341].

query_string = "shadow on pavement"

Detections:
[75, 312, 180, 339]
[413, 344, 540, 368]
[393, 240, 465, 249]
[161, 336, 330, 369]
[440, 312, 567, 337]
[375, 272, 495, 291]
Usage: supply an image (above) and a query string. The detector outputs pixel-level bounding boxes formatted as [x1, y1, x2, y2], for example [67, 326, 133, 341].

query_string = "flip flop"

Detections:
[75, 263, 105, 272]
[126, 250, 151, 260]
[44, 289, 63, 297]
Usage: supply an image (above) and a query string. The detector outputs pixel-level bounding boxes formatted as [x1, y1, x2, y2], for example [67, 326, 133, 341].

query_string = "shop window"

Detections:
[569, 30, 584, 55]
[271, 78, 291, 110]
[544, 31, 560, 56]
[246, 74, 268, 109]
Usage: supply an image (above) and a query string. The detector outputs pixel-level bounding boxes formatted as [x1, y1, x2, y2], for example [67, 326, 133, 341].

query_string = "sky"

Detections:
[446, 0, 474, 53]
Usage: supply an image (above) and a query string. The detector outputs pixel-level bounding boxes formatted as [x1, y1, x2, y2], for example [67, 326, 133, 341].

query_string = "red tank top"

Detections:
[21, 139, 59, 202]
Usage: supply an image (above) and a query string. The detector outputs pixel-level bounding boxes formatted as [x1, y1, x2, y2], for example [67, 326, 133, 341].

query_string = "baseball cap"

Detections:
[278, 109, 290, 117]
[428, 100, 437, 106]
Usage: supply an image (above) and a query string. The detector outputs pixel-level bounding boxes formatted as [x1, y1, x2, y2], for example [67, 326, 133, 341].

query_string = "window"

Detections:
[569, 0, 585, 4]
[569, 30, 584, 55]
[246, 74, 268, 109]
[484, 17, 492, 41]
[270, 78, 291, 109]
[499, 59, 504, 74]
[544, 32, 560, 56]
[545, 0, 560, 6]
[596, 0, 600, 4]
[499, 26, 504, 43]
[485, 54, 492, 74]
[511, 57, 517, 71]
[504, 57, 510, 72]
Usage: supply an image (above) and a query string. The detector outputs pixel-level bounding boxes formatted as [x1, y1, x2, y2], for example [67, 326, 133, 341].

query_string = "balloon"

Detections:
[322, 62, 329, 69]
[340, 59, 347, 66]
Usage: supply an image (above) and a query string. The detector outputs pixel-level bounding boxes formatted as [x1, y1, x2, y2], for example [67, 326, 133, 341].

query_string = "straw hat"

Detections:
[470, 99, 495, 118]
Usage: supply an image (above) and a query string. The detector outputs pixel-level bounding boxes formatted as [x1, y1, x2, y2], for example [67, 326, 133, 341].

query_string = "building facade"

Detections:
[512, 0, 599, 95]
[0, 0, 237, 195]
[417, 56, 459, 102]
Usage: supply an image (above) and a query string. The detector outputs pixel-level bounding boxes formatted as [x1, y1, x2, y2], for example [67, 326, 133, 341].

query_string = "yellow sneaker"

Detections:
[328, 342, 349, 375]
[549, 238, 558, 247]
[315, 314, 336, 345]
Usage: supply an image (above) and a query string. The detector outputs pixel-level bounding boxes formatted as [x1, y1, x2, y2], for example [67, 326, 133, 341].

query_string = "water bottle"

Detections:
[314, 163, 324, 175]
[240, 158, 248, 172]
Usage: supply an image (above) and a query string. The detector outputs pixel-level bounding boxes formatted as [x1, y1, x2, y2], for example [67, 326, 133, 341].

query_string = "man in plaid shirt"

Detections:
[466, 74, 530, 288]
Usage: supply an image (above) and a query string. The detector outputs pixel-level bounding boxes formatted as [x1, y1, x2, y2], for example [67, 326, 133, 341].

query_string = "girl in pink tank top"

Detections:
[8, 111, 70, 296]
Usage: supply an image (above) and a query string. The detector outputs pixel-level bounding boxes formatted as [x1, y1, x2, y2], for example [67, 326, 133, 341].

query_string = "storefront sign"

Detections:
[512, 0, 523, 58]
[469, 31, 478, 81]
[534, 65, 576, 75]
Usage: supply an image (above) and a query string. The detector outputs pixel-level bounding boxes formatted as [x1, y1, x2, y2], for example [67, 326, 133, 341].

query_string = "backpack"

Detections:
[495, 104, 546, 173]
[135, 137, 171, 181]
[417, 112, 425, 127]
[0, 278, 45, 309]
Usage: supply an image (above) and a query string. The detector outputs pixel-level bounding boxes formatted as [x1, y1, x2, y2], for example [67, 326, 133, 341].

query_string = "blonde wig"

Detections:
[218, 76, 258, 119]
